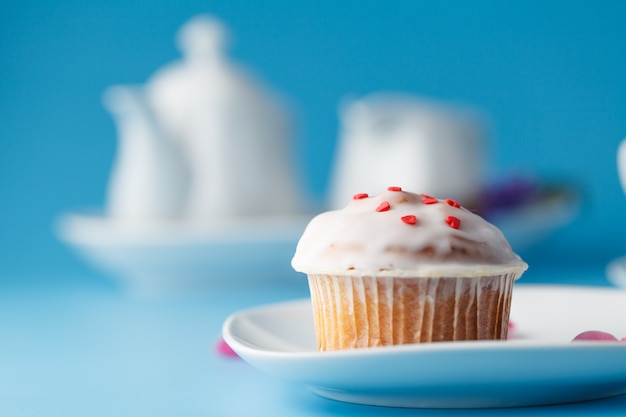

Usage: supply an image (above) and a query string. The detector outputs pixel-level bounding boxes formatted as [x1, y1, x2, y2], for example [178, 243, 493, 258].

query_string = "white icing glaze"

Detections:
[292, 188, 528, 278]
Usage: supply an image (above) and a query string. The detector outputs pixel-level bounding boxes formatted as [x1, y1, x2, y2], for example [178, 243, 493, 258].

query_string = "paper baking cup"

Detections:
[307, 273, 517, 351]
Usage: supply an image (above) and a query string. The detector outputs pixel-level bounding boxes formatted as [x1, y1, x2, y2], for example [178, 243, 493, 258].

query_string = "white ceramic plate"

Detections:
[223, 285, 626, 408]
[56, 185, 576, 294]
[485, 187, 579, 251]
[56, 212, 310, 294]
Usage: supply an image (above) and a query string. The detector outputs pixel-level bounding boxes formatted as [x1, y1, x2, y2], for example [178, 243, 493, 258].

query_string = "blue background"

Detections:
[3, 3, 626, 416]
[1, 0, 626, 279]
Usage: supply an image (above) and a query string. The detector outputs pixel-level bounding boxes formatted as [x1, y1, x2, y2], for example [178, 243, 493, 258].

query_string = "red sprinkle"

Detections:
[401, 215, 417, 225]
[387, 186, 402, 192]
[445, 216, 461, 229]
[353, 193, 369, 200]
[376, 201, 391, 212]
[445, 198, 461, 208]
[423, 197, 438, 205]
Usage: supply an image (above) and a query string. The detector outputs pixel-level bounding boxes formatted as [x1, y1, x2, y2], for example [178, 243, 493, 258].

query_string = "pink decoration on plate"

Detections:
[506, 320, 516, 340]
[216, 337, 240, 358]
[572, 331, 624, 342]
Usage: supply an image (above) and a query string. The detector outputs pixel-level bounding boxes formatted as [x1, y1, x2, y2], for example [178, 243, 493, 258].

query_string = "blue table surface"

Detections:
[2, 260, 626, 417]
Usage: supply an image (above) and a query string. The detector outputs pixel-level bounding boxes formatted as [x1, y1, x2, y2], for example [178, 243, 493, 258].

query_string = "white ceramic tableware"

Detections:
[224, 285, 626, 408]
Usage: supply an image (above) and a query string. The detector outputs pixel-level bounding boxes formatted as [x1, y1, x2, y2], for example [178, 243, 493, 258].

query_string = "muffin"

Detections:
[291, 186, 528, 351]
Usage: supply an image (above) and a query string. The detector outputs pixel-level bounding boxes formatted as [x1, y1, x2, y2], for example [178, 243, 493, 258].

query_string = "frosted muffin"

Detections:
[291, 186, 528, 351]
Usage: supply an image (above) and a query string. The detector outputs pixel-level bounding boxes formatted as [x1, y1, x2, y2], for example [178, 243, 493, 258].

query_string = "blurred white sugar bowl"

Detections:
[328, 93, 488, 210]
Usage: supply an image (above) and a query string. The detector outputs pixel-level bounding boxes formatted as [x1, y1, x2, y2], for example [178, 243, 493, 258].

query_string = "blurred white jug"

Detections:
[329, 93, 487, 208]
[103, 85, 189, 225]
